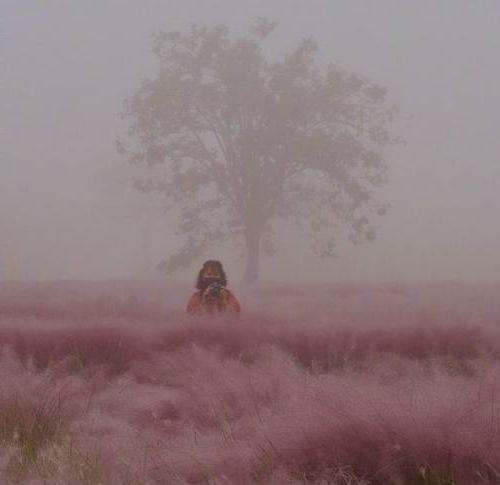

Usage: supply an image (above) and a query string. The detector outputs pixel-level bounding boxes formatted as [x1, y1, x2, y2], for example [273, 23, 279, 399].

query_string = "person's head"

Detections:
[196, 260, 227, 290]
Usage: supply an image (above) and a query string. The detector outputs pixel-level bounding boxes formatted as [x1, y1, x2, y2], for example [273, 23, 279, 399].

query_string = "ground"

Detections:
[0, 280, 499, 484]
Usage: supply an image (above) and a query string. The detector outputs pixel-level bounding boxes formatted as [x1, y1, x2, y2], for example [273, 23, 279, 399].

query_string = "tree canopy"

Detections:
[119, 19, 398, 283]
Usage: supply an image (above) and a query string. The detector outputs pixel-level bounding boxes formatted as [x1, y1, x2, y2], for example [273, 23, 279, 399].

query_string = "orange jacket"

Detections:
[186, 288, 241, 316]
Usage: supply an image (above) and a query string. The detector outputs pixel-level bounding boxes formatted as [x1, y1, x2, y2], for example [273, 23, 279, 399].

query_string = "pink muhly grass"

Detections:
[0, 281, 499, 483]
[0, 351, 85, 473]
[0, 321, 151, 375]
[241, 364, 500, 484]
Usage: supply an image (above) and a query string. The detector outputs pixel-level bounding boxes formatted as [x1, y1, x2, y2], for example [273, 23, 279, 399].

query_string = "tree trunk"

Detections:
[243, 231, 261, 285]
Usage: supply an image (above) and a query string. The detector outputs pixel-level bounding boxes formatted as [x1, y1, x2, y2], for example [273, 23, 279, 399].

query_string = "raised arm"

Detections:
[186, 291, 203, 315]
[222, 289, 241, 314]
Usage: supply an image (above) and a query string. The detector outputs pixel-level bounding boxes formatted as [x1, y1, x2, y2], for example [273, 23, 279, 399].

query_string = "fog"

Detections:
[2, 0, 500, 285]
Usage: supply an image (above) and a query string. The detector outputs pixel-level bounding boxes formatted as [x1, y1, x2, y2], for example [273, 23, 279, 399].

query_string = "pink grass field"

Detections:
[1, 281, 500, 484]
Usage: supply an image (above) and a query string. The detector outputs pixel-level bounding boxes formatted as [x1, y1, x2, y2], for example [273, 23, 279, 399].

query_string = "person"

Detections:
[186, 260, 241, 316]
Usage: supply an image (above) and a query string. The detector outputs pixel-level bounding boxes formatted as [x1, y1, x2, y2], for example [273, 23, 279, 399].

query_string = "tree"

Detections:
[118, 18, 398, 284]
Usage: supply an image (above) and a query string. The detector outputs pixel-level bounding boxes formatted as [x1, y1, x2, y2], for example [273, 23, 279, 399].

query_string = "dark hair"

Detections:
[196, 260, 227, 290]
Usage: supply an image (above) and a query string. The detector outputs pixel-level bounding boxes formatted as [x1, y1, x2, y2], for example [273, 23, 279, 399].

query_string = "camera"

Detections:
[205, 282, 224, 298]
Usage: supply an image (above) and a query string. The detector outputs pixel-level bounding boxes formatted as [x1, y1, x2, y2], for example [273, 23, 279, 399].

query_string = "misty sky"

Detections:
[2, 0, 500, 284]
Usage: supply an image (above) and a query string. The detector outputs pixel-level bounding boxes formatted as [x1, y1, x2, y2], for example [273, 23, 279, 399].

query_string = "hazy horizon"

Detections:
[2, 1, 500, 285]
